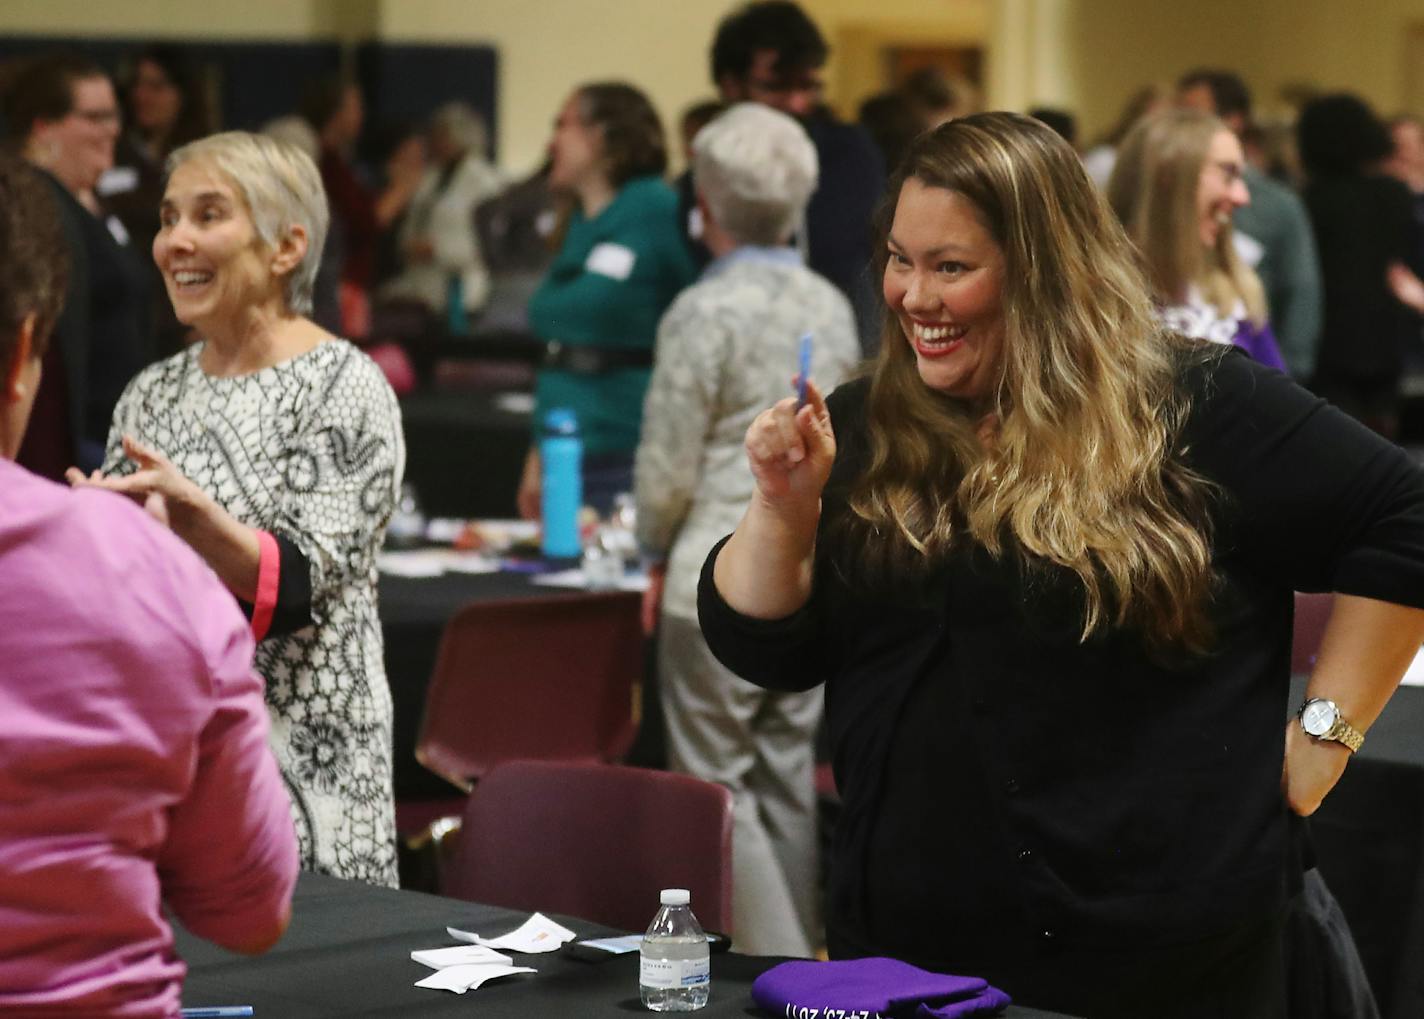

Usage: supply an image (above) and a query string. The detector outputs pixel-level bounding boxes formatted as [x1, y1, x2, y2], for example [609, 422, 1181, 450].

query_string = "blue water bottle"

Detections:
[446, 273, 468, 335]
[540, 407, 582, 559]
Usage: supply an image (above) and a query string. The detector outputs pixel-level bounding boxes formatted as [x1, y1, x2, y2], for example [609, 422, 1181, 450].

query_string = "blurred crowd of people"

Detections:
[7, 1, 1424, 1009]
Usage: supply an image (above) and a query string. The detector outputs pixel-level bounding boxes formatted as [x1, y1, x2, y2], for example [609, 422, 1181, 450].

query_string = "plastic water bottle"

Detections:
[639, 888, 709, 1012]
[540, 408, 582, 559]
[581, 526, 624, 590]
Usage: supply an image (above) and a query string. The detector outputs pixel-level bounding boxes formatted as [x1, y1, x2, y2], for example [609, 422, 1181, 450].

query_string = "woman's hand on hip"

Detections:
[1282, 718, 1350, 816]
[745, 378, 836, 513]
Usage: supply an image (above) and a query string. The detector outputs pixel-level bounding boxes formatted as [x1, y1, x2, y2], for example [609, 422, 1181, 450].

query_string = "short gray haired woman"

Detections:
[633, 102, 860, 956]
[693, 101, 818, 245]
[70, 130, 406, 886]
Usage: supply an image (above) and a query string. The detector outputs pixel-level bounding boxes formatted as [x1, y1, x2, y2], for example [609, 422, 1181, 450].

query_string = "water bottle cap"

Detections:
[544, 407, 579, 435]
[659, 888, 690, 906]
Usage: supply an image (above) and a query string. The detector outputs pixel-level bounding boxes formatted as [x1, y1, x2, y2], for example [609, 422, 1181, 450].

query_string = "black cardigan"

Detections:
[699, 348, 1424, 969]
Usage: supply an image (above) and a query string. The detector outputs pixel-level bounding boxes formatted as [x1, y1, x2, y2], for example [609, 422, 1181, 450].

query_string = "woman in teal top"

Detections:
[518, 82, 697, 518]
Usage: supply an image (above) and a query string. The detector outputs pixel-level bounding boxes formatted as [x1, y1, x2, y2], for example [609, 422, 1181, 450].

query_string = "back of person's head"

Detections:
[858, 91, 922, 173]
[1028, 106, 1077, 147]
[680, 98, 727, 157]
[3, 51, 107, 141]
[1177, 68, 1252, 123]
[693, 102, 818, 246]
[299, 73, 359, 138]
[575, 82, 667, 188]
[167, 131, 329, 315]
[259, 115, 320, 160]
[429, 101, 487, 159]
[1298, 92, 1392, 176]
[857, 111, 1215, 652]
[902, 67, 964, 125]
[1108, 109, 1264, 322]
[711, 1, 828, 84]
[0, 154, 67, 370]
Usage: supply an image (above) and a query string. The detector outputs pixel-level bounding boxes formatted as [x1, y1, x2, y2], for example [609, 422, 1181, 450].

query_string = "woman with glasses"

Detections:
[5, 51, 154, 478]
[1107, 108, 1286, 370]
[517, 82, 696, 518]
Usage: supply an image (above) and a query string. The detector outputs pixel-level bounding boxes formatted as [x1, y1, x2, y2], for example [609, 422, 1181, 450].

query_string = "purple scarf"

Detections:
[751, 957, 1011, 1018]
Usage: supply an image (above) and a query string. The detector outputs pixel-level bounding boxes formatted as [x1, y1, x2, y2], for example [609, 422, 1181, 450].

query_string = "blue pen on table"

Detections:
[796, 332, 813, 408]
[180, 1008, 253, 1018]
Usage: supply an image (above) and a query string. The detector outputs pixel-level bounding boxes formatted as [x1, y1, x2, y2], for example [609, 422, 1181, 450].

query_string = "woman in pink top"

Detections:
[0, 153, 298, 1016]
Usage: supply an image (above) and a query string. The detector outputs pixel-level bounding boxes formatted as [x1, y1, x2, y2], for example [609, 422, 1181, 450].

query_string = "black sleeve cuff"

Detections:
[237, 533, 313, 636]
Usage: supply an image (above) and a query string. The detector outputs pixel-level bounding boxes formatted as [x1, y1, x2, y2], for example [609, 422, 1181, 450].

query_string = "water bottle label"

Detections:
[639, 954, 710, 989]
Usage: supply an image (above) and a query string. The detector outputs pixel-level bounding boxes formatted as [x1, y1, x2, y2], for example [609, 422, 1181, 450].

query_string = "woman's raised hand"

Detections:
[745, 377, 836, 510]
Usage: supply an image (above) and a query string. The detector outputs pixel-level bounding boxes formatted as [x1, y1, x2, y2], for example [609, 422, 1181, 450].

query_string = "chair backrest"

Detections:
[416, 591, 643, 791]
[1293, 591, 1333, 675]
[443, 760, 735, 935]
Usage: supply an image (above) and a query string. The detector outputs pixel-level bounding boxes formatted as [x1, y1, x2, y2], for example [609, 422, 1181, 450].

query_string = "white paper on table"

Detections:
[530, 568, 649, 593]
[378, 549, 448, 577]
[577, 934, 643, 954]
[411, 944, 513, 969]
[378, 549, 499, 577]
[447, 913, 577, 953]
[442, 552, 501, 575]
[414, 962, 535, 993]
[424, 518, 467, 544]
[494, 391, 536, 414]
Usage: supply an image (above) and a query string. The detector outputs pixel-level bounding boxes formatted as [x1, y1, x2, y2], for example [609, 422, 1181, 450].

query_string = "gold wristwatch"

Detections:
[1298, 697, 1365, 753]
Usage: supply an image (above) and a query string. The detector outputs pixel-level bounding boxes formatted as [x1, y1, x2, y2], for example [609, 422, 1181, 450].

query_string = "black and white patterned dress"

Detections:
[103, 339, 403, 886]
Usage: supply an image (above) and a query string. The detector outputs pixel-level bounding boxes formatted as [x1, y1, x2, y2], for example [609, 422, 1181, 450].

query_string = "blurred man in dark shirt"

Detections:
[679, 1, 885, 353]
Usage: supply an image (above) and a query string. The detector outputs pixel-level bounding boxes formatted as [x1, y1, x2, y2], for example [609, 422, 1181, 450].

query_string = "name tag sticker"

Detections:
[586, 242, 636, 280]
[96, 165, 139, 196]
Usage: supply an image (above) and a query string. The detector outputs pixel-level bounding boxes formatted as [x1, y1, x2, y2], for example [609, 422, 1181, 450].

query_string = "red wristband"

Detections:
[251, 530, 281, 642]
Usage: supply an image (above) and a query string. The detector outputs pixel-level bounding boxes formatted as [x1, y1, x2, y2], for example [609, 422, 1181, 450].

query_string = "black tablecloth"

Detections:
[176, 873, 1073, 1018]
[1301, 678, 1424, 1019]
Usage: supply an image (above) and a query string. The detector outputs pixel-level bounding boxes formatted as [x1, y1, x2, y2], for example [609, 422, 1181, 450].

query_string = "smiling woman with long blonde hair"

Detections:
[697, 112, 1424, 1017]
[1108, 108, 1286, 369]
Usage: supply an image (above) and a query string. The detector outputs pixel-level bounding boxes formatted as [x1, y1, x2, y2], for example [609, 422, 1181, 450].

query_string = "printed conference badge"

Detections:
[585, 242, 637, 281]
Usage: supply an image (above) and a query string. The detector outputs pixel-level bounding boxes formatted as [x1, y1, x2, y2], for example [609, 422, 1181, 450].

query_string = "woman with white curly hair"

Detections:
[634, 102, 860, 956]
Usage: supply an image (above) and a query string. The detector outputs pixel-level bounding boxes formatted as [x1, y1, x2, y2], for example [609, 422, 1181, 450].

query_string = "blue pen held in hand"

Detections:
[180, 1008, 253, 1018]
[796, 333, 813, 409]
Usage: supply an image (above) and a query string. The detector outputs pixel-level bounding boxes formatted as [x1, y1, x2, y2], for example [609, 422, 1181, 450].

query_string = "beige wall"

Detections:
[1060, 0, 1424, 142]
[376, 0, 742, 175]
[0, 0, 739, 174]
[803, 0, 990, 118]
[7, 0, 1424, 168]
[0, 0, 374, 40]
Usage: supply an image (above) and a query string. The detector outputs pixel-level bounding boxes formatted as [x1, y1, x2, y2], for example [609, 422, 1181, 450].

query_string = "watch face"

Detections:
[1301, 700, 1338, 737]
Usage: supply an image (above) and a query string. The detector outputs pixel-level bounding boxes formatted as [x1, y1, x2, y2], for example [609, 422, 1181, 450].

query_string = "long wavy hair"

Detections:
[1107, 109, 1266, 325]
[843, 112, 1219, 652]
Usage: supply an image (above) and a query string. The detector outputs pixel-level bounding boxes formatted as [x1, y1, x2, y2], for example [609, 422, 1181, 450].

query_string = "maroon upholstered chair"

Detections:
[414, 590, 644, 794]
[443, 760, 735, 936]
[1293, 591, 1333, 675]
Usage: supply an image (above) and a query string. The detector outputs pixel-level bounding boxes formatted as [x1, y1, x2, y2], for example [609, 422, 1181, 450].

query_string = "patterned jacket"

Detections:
[634, 247, 861, 621]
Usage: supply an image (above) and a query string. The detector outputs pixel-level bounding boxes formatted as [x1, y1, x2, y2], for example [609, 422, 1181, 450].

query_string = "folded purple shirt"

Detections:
[752, 957, 1012, 1018]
